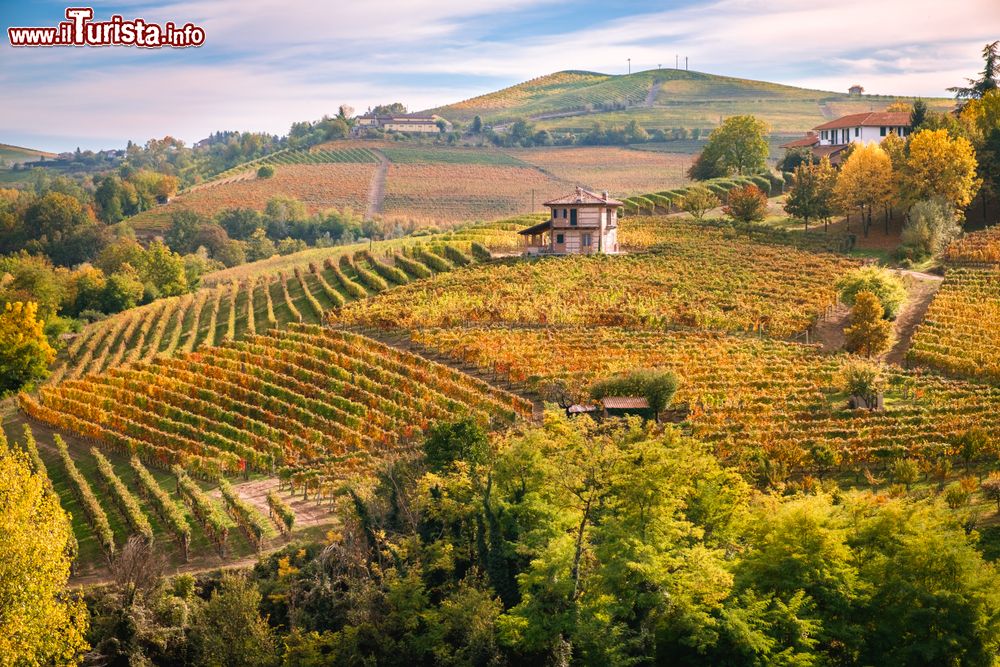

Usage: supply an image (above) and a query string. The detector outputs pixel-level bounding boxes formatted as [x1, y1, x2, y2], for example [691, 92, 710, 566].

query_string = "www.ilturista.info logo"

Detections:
[7, 7, 205, 48]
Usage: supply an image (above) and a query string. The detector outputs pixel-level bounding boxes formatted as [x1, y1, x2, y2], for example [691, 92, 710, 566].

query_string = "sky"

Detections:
[1, 0, 997, 152]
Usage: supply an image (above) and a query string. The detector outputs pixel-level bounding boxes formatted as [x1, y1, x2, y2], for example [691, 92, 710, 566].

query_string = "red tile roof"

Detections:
[544, 187, 624, 207]
[600, 396, 650, 410]
[780, 133, 820, 149]
[813, 111, 910, 131]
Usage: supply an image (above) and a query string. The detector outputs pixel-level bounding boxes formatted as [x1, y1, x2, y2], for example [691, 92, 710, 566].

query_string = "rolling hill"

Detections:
[0, 142, 57, 164]
[426, 68, 955, 134]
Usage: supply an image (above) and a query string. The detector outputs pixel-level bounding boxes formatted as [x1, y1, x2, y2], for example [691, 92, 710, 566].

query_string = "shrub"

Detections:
[900, 198, 963, 259]
[723, 184, 769, 224]
[470, 242, 492, 262]
[257, 165, 274, 179]
[844, 291, 894, 358]
[836, 266, 907, 319]
[839, 358, 885, 405]
[749, 174, 772, 195]
[681, 186, 720, 220]
[981, 474, 1000, 512]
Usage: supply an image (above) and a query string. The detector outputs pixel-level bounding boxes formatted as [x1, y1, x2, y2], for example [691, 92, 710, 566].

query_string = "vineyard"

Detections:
[406, 325, 1000, 476]
[3, 422, 310, 574]
[942, 226, 1000, 265]
[334, 231, 856, 338]
[381, 163, 567, 223]
[130, 163, 376, 233]
[52, 239, 500, 381]
[907, 268, 1000, 384]
[24, 325, 531, 479]
[507, 146, 693, 196]
[618, 216, 851, 254]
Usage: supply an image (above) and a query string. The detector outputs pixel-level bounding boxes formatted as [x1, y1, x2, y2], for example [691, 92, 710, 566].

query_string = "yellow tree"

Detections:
[835, 143, 894, 236]
[0, 301, 56, 396]
[0, 435, 89, 664]
[901, 129, 980, 208]
[844, 291, 894, 358]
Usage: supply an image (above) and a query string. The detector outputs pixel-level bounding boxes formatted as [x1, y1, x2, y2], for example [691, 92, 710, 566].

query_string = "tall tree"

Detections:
[784, 157, 838, 230]
[0, 436, 89, 663]
[909, 98, 929, 129]
[844, 291, 893, 358]
[0, 301, 55, 395]
[900, 129, 980, 209]
[949, 41, 1000, 100]
[834, 143, 894, 236]
[694, 115, 770, 176]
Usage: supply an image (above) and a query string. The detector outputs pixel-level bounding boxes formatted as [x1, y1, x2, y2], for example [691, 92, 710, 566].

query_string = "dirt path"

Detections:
[883, 270, 944, 366]
[812, 304, 851, 352]
[365, 149, 389, 218]
[644, 80, 661, 107]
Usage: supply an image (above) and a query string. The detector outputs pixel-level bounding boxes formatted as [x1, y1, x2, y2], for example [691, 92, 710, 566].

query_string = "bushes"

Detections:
[723, 184, 769, 224]
[257, 165, 274, 179]
[836, 266, 907, 319]
[681, 186, 720, 220]
[900, 198, 963, 260]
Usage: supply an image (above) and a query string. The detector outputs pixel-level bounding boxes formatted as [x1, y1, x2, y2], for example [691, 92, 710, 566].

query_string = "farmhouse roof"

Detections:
[544, 187, 624, 207]
[813, 111, 911, 131]
[780, 132, 820, 149]
[567, 403, 599, 414]
[600, 396, 650, 410]
[518, 220, 552, 236]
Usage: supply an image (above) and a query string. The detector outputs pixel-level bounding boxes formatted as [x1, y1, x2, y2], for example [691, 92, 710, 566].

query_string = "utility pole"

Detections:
[627, 58, 631, 74]
[685, 56, 688, 70]
[675, 54, 678, 69]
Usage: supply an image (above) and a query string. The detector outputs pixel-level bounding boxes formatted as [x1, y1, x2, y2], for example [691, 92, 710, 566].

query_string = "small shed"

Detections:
[566, 396, 652, 420]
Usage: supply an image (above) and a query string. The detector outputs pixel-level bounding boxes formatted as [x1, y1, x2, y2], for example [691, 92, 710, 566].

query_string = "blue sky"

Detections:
[1, 0, 997, 152]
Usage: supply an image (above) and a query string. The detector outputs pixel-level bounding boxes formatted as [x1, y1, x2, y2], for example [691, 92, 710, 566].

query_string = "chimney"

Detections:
[602, 191, 609, 200]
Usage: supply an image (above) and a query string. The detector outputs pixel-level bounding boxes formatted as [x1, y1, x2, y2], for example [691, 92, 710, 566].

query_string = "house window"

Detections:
[880, 126, 887, 136]
[570, 209, 577, 226]
[556, 233, 564, 244]
[854, 127, 860, 137]
[562, 208, 568, 218]
[582, 233, 592, 247]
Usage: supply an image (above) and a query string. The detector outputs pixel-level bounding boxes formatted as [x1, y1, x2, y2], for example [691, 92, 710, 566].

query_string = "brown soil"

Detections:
[812, 304, 851, 352]
[883, 270, 944, 366]
[365, 149, 389, 217]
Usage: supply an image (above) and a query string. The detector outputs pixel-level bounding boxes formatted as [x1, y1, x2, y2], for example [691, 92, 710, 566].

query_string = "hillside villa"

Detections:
[354, 112, 450, 134]
[780, 111, 911, 165]
[519, 187, 623, 255]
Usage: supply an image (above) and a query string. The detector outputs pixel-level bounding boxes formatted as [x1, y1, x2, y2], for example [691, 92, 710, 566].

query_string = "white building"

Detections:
[518, 188, 623, 255]
[781, 111, 911, 165]
[353, 113, 450, 134]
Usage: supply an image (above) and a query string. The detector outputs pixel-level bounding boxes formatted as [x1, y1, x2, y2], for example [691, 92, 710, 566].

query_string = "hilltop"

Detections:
[0, 142, 57, 164]
[425, 69, 955, 134]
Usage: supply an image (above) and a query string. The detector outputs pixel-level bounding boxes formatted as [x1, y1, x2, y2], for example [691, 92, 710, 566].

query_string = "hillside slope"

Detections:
[0, 143, 57, 164]
[427, 69, 954, 133]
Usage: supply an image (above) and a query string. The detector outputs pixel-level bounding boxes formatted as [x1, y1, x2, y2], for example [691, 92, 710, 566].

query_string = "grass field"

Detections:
[0, 142, 57, 164]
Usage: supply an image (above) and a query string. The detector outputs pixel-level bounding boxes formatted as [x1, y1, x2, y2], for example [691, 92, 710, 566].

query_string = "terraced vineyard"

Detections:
[334, 229, 857, 338]
[908, 268, 1000, 384]
[52, 240, 498, 382]
[407, 325, 1000, 475]
[205, 146, 380, 183]
[24, 325, 531, 479]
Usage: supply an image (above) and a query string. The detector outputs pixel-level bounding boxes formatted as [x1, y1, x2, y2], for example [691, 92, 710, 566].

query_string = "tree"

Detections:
[778, 146, 817, 173]
[835, 266, 907, 319]
[165, 209, 205, 254]
[471, 115, 483, 134]
[0, 438, 88, 663]
[423, 416, 489, 472]
[22, 192, 103, 266]
[885, 101, 911, 113]
[102, 270, 145, 313]
[981, 474, 1000, 512]
[949, 41, 999, 100]
[698, 115, 770, 176]
[192, 574, 277, 666]
[900, 129, 980, 209]
[900, 197, 963, 259]
[910, 98, 929, 129]
[142, 241, 188, 297]
[680, 186, 719, 219]
[257, 165, 274, 179]
[217, 208, 264, 240]
[784, 158, 837, 230]
[844, 291, 893, 358]
[723, 184, 769, 224]
[839, 358, 885, 408]
[834, 143, 894, 236]
[0, 301, 55, 395]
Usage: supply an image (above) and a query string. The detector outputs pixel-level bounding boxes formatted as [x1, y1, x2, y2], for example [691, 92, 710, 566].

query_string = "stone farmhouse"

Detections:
[353, 112, 450, 134]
